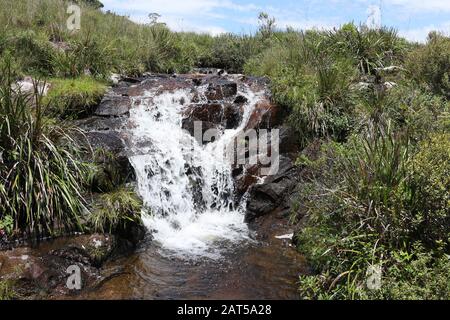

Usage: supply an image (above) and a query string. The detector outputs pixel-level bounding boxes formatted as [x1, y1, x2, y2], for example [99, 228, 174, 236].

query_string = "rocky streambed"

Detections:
[0, 70, 308, 300]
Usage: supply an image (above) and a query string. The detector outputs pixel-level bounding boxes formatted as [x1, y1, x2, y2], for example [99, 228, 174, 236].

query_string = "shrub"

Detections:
[51, 35, 116, 78]
[325, 23, 407, 75]
[294, 125, 450, 299]
[0, 57, 87, 237]
[6, 30, 55, 75]
[44, 77, 106, 118]
[408, 133, 450, 245]
[406, 33, 450, 98]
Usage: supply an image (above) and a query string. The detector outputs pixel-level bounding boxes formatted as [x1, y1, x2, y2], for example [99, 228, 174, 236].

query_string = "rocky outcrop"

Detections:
[244, 156, 301, 222]
[182, 102, 244, 136]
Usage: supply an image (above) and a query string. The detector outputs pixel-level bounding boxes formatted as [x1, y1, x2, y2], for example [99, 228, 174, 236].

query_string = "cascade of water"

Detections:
[128, 82, 263, 259]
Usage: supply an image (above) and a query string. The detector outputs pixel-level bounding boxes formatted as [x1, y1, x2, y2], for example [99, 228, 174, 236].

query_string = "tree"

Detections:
[258, 12, 276, 39]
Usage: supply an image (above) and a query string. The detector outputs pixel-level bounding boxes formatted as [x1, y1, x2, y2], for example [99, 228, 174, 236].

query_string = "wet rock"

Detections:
[95, 96, 131, 117]
[223, 104, 243, 129]
[128, 75, 192, 96]
[74, 116, 126, 131]
[115, 221, 146, 252]
[185, 103, 224, 124]
[122, 76, 141, 84]
[85, 131, 126, 155]
[234, 163, 261, 196]
[182, 102, 243, 137]
[205, 80, 238, 101]
[244, 99, 281, 131]
[0, 235, 124, 298]
[182, 118, 220, 138]
[50, 234, 116, 267]
[244, 156, 301, 222]
[234, 95, 248, 105]
[278, 126, 300, 156]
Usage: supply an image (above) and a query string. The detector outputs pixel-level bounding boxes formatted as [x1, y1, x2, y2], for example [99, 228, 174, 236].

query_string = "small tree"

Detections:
[258, 12, 276, 39]
[148, 13, 162, 26]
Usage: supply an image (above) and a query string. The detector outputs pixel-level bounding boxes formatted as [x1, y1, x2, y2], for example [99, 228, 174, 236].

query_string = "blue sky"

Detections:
[101, 0, 450, 42]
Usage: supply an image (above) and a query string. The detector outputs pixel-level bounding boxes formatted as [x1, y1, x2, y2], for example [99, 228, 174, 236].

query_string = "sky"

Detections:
[100, 0, 450, 42]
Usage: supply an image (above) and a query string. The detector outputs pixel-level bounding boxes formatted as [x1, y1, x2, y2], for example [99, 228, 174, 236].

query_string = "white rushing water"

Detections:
[128, 82, 264, 259]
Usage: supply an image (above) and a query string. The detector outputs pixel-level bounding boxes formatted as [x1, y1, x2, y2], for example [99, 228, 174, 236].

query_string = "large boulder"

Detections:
[181, 103, 244, 138]
[244, 156, 301, 222]
[95, 96, 131, 117]
[74, 116, 126, 132]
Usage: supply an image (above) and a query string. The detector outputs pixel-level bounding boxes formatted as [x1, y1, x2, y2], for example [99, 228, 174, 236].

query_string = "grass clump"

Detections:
[0, 280, 15, 300]
[87, 148, 132, 193]
[0, 57, 87, 237]
[89, 187, 143, 235]
[45, 77, 106, 118]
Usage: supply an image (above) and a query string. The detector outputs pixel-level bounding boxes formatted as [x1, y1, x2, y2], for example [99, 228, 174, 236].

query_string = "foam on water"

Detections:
[128, 83, 263, 259]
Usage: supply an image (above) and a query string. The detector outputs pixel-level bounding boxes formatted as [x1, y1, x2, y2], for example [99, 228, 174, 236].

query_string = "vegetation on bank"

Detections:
[0, 0, 449, 300]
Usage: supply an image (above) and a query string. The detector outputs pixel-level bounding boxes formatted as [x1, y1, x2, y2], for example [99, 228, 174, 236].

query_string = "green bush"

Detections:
[408, 133, 450, 245]
[294, 125, 450, 299]
[406, 33, 450, 98]
[6, 30, 56, 75]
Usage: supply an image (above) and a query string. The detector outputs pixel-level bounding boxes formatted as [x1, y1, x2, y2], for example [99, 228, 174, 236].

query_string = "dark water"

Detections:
[77, 215, 307, 300]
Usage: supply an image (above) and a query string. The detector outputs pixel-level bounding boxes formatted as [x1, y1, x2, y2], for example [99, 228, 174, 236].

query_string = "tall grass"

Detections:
[0, 57, 87, 237]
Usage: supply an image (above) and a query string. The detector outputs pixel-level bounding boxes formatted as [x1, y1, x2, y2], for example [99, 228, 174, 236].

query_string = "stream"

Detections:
[1, 72, 307, 300]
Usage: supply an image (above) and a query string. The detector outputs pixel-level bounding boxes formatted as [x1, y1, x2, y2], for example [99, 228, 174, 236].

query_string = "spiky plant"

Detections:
[0, 57, 87, 238]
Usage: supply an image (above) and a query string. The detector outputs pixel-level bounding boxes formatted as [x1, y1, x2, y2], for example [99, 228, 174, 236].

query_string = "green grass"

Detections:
[0, 280, 15, 300]
[44, 77, 107, 118]
[89, 187, 143, 234]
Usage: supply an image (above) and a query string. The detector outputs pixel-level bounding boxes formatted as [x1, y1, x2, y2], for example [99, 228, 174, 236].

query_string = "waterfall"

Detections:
[127, 81, 263, 259]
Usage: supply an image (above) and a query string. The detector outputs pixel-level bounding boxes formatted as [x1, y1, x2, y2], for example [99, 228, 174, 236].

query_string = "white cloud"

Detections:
[356, 0, 450, 13]
[102, 0, 259, 34]
[400, 22, 450, 42]
[386, 0, 450, 12]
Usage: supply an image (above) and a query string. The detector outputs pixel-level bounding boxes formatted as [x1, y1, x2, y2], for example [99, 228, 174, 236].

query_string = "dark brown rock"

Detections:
[95, 96, 131, 117]
[205, 80, 238, 101]
[244, 99, 281, 131]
